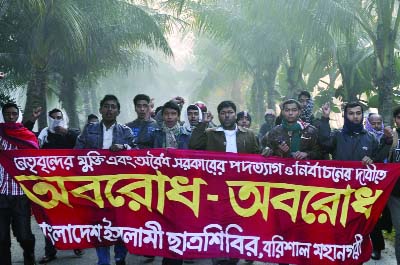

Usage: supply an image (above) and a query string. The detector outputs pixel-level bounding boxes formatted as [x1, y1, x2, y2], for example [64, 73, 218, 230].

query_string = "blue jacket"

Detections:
[74, 121, 134, 149]
[318, 117, 390, 162]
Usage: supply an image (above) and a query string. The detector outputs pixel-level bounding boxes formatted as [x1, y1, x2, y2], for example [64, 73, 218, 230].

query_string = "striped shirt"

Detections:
[0, 135, 24, 195]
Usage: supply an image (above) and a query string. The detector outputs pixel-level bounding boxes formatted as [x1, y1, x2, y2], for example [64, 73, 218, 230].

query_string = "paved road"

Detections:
[10, 217, 397, 265]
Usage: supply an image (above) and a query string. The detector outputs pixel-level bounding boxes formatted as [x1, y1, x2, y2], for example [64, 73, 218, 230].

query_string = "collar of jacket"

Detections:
[212, 124, 247, 132]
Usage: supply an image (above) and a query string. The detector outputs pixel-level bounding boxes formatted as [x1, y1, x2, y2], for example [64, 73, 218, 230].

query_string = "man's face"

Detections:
[163, 108, 179, 128]
[282, 103, 300, 123]
[135, 99, 150, 120]
[298, 95, 309, 108]
[3, 107, 19, 123]
[346, 106, 363, 124]
[265, 114, 275, 123]
[218, 107, 236, 129]
[237, 116, 251, 128]
[100, 100, 119, 123]
[50, 111, 63, 121]
[187, 109, 200, 126]
[368, 115, 383, 131]
[395, 114, 400, 128]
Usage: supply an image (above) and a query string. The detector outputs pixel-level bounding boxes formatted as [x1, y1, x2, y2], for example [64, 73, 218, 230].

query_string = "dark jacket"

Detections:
[389, 128, 400, 196]
[318, 117, 390, 162]
[189, 122, 260, 154]
[153, 126, 191, 149]
[41, 129, 80, 149]
[126, 118, 158, 149]
[74, 121, 134, 149]
[263, 123, 321, 159]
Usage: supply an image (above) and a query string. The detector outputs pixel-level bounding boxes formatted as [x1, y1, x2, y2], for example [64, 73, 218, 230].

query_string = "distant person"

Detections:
[0, 102, 39, 265]
[126, 94, 158, 149]
[298, 90, 314, 124]
[183, 104, 202, 133]
[194, 101, 217, 127]
[258, 109, 276, 145]
[236, 111, 251, 129]
[365, 113, 392, 260]
[87, 114, 99, 124]
[385, 106, 400, 264]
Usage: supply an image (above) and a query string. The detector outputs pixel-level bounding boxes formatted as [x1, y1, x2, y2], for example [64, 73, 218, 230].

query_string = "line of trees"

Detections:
[2, 0, 400, 127]
[0, 0, 172, 128]
[181, 0, 400, 125]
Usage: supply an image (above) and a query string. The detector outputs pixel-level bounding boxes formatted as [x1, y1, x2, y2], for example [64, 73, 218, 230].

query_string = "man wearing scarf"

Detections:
[0, 103, 39, 265]
[182, 104, 203, 134]
[38, 108, 80, 149]
[37, 108, 82, 264]
[153, 101, 191, 149]
[236, 111, 252, 129]
[262, 99, 320, 160]
[365, 113, 385, 141]
[153, 100, 190, 265]
[319, 102, 391, 164]
[364, 112, 393, 260]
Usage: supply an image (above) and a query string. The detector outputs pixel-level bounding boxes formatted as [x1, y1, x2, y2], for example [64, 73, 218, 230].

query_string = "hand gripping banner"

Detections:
[1, 148, 399, 265]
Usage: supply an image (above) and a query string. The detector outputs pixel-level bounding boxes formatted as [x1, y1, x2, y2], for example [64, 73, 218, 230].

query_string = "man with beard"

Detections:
[364, 112, 392, 260]
[319, 102, 391, 164]
[189, 100, 259, 154]
[0, 103, 39, 265]
[189, 100, 259, 265]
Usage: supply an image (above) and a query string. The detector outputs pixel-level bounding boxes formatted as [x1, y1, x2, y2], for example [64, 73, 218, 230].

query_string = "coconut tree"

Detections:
[54, 0, 172, 127]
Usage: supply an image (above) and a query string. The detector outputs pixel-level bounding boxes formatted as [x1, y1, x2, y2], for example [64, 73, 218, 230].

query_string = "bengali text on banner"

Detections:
[1, 148, 399, 265]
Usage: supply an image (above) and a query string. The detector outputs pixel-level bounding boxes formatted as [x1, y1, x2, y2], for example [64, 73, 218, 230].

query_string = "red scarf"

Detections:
[0, 122, 39, 149]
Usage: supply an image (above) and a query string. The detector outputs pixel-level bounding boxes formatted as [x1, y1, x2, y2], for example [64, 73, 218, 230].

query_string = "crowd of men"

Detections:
[1, 89, 400, 265]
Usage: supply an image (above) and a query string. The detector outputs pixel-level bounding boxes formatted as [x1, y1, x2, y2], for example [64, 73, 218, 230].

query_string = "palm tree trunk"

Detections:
[287, 41, 306, 99]
[60, 74, 80, 128]
[23, 67, 48, 129]
[265, 58, 280, 110]
[375, 22, 396, 125]
[250, 73, 265, 125]
[81, 86, 91, 117]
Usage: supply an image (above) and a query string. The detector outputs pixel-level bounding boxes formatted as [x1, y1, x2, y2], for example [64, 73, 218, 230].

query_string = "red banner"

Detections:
[0, 149, 399, 265]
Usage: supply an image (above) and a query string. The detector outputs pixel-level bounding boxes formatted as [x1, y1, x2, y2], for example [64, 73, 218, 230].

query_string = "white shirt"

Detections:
[102, 123, 115, 149]
[216, 125, 238, 153]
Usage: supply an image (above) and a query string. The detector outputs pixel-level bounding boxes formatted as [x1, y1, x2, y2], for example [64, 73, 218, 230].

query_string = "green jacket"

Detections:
[189, 122, 260, 154]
